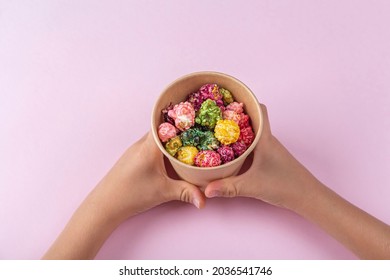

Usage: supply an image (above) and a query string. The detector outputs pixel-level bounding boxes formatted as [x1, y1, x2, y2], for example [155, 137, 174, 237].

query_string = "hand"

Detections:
[205, 103, 315, 210]
[94, 131, 206, 222]
[205, 104, 390, 259]
[43, 131, 205, 259]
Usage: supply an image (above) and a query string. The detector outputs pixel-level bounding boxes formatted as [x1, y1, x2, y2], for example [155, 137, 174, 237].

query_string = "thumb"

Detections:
[167, 179, 206, 209]
[205, 177, 241, 198]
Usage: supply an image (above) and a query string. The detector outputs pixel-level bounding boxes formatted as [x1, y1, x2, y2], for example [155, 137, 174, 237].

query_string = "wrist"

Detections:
[277, 160, 325, 214]
[262, 136, 323, 213]
[42, 189, 123, 259]
[285, 175, 328, 216]
[86, 184, 129, 230]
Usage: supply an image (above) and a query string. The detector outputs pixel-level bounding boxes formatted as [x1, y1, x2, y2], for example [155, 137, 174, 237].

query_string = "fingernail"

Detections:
[192, 198, 200, 209]
[207, 190, 221, 198]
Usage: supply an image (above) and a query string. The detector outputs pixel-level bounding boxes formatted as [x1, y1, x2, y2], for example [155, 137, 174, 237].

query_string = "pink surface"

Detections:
[0, 1, 389, 259]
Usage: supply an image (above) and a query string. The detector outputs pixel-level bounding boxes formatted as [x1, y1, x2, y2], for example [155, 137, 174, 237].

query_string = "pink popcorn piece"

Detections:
[168, 101, 196, 131]
[231, 141, 247, 157]
[217, 145, 235, 164]
[158, 122, 177, 142]
[194, 150, 221, 167]
[223, 110, 241, 124]
[238, 126, 255, 147]
[226, 102, 244, 114]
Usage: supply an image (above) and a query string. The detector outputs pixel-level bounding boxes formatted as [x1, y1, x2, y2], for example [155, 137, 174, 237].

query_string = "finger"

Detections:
[259, 103, 271, 135]
[167, 178, 206, 209]
[144, 130, 162, 154]
[204, 176, 242, 198]
[141, 131, 169, 168]
[250, 103, 271, 162]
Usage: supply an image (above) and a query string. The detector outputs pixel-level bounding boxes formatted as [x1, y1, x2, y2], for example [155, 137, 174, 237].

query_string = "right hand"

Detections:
[205, 104, 319, 211]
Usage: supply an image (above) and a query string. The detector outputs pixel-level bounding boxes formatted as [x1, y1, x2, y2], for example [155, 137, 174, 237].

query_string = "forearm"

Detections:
[292, 178, 390, 259]
[263, 137, 390, 259]
[42, 187, 122, 259]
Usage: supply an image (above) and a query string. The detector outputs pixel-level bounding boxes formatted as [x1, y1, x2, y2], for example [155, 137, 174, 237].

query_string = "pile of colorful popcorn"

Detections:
[157, 83, 255, 167]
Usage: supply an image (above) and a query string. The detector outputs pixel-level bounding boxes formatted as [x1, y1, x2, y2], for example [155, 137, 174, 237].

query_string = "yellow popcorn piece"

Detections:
[214, 119, 240, 145]
[176, 146, 199, 165]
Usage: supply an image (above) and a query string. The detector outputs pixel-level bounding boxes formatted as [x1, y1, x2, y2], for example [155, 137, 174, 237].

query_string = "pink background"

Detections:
[1, 0, 389, 259]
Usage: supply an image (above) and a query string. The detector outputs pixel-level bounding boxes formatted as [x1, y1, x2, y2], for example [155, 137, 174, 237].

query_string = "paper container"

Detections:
[151, 71, 263, 188]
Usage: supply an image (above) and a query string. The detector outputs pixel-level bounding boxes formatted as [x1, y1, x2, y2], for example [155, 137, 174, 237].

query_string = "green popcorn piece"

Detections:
[180, 128, 203, 147]
[195, 99, 222, 129]
[198, 131, 220, 150]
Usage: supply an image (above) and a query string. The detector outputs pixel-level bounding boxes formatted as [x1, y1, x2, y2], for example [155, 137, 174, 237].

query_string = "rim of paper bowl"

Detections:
[151, 71, 263, 171]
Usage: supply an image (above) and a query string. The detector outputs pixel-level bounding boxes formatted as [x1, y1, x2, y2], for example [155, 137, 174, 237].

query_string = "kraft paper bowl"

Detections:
[151, 71, 263, 188]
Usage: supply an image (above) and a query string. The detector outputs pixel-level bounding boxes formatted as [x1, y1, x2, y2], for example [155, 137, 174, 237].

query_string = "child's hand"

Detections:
[95, 131, 205, 223]
[205, 104, 317, 211]
[205, 104, 390, 259]
[43, 131, 205, 259]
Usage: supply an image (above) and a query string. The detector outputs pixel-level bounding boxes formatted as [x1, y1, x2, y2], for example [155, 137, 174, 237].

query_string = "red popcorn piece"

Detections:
[158, 122, 177, 142]
[161, 103, 175, 125]
[187, 91, 204, 111]
[168, 101, 196, 131]
[238, 113, 250, 129]
[216, 99, 225, 112]
[231, 141, 247, 157]
[217, 145, 235, 164]
[225, 102, 244, 114]
[238, 126, 255, 146]
[194, 150, 221, 167]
